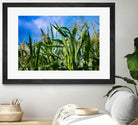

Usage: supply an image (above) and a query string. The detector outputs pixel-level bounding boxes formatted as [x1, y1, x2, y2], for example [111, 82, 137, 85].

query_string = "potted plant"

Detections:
[105, 38, 138, 97]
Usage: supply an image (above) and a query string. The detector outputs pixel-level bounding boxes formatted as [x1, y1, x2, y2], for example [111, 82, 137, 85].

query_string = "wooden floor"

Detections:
[0, 120, 52, 125]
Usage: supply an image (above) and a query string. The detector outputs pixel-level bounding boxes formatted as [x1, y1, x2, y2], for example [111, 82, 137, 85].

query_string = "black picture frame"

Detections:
[3, 3, 115, 84]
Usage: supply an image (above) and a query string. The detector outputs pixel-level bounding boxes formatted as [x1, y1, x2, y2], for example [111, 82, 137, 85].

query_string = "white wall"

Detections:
[0, 0, 138, 120]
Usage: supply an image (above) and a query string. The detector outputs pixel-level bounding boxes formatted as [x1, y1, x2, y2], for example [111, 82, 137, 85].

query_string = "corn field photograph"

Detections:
[18, 16, 99, 71]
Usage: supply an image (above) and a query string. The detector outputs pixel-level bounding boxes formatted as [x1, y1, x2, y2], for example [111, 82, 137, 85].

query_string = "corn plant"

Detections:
[18, 21, 99, 71]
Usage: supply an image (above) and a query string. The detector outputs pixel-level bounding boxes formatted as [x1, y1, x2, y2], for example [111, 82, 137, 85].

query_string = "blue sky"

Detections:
[18, 16, 99, 44]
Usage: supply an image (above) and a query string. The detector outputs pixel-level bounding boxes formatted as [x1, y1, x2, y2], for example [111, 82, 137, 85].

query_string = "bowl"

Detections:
[75, 108, 99, 115]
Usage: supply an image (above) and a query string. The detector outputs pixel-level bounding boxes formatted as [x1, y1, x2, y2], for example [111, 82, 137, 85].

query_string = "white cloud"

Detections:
[33, 16, 65, 29]
[19, 16, 66, 41]
[32, 16, 65, 36]
[33, 17, 48, 29]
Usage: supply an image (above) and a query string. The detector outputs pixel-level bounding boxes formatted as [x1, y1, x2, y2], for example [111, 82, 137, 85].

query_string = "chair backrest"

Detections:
[105, 91, 138, 125]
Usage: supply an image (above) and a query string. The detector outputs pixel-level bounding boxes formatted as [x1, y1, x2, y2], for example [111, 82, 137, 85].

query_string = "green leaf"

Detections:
[72, 27, 77, 38]
[29, 34, 33, 70]
[35, 42, 41, 69]
[104, 85, 123, 97]
[116, 75, 136, 85]
[109, 90, 119, 98]
[84, 29, 90, 66]
[53, 39, 64, 45]
[134, 37, 138, 50]
[52, 24, 68, 37]
[47, 27, 49, 35]
[50, 23, 54, 40]
[61, 27, 71, 34]
[104, 85, 135, 97]
[125, 52, 138, 71]
[129, 71, 138, 80]
[44, 45, 64, 48]
[40, 28, 45, 35]
[124, 38, 138, 80]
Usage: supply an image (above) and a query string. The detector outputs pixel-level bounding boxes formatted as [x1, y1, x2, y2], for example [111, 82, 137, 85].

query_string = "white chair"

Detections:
[53, 91, 138, 125]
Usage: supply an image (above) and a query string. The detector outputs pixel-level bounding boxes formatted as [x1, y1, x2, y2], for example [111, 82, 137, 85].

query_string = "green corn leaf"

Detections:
[50, 23, 54, 40]
[47, 27, 49, 35]
[53, 39, 64, 45]
[52, 25, 68, 37]
[40, 28, 45, 35]
[35, 42, 41, 68]
[72, 27, 77, 38]
[40, 43, 64, 48]
[38, 41, 61, 47]
[76, 31, 85, 56]
[84, 29, 90, 65]
[61, 27, 72, 35]
[29, 34, 33, 70]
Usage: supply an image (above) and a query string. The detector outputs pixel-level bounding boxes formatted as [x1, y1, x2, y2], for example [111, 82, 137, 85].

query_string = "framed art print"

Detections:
[3, 3, 115, 84]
